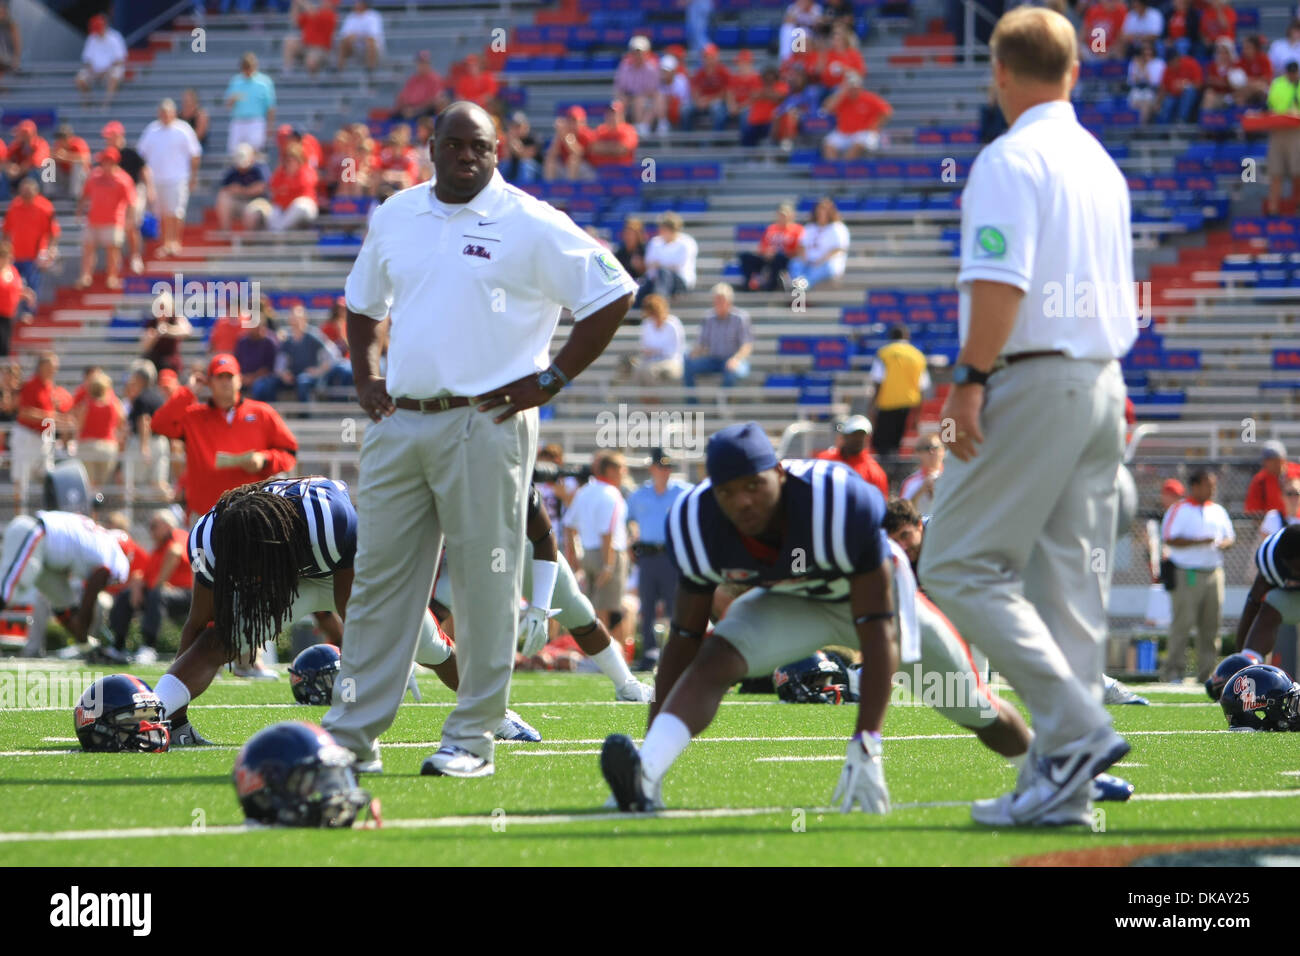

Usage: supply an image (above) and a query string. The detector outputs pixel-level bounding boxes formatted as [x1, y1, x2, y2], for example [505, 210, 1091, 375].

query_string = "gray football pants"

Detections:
[323, 405, 537, 764]
[919, 356, 1125, 756]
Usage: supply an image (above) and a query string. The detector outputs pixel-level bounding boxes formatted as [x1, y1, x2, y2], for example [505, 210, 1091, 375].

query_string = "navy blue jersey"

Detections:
[1256, 526, 1300, 591]
[187, 477, 357, 588]
[665, 459, 887, 602]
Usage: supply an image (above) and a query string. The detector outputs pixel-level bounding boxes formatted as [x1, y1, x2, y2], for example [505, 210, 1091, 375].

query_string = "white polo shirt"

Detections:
[345, 171, 638, 399]
[957, 100, 1138, 362]
[1161, 499, 1235, 570]
[800, 221, 851, 278]
[136, 119, 202, 184]
[82, 30, 127, 73]
[340, 9, 385, 42]
[35, 511, 130, 586]
[640, 314, 685, 362]
[565, 479, 628, 552]
[644, 232, 698, 289]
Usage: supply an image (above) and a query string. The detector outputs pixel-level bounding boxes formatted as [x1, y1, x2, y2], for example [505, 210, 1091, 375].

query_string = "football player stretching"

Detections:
[152, 477, 539, 754]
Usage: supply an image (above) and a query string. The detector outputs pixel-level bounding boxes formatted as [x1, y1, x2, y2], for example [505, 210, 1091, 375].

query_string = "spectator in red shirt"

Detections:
[0, 239, 33, 355]
[725, 49, 763, 128]
[1081, 0, 1128, 59]
[742, 67, 789, 146]
[277, 124, 322, 169]
[246, 144, 319, 231]
[686, 43, 732, 130]
[325, 127, 369, 198]
[108, 508, 193, 663]
[1165, 0, 1199, 56]
[1200, 0, 1237, 48]
[1245, 441, 1300, 517]
[739, 202, 803, 291]
[51, 123, 91, 199]
[150, 351, 298, 520]
[320, 296, 349, 356]
[1202, 37, 1244, 109]
[374, 123, 419, 200]
[71, 369, 123, 492]
[1240, 34, 1273, 106]
[1156, 51, 1203, 123]
[453, 53, 499, 108]
[782, 31, 827, 89]
[207, 312, 247, 356]
[586, 103, 639, 168]
[543, 105, 595, 181]
[4, 119, 48, 191]
[11, 351, 65, 510]
[393, 49, 446, 120]
[283, 0, 336, 76]
[814, 415, 888, 498]
[3, 176, 59, 318]
[821, 73, 892, 159]
[75, 147, 136, 290]
[821, 26, 866, 88]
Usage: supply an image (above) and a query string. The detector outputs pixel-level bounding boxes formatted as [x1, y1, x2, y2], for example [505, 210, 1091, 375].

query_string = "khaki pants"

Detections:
[1162, 565, 1224, 684]
[920, 357, 1126, 755]
[322, 405, 537, 764]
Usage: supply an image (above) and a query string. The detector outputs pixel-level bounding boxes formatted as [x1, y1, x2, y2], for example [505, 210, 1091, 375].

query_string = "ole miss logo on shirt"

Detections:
[463, 243, 491, 260]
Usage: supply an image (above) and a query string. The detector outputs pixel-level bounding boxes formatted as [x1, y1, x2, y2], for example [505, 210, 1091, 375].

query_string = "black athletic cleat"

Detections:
[600, 734, 662, 812]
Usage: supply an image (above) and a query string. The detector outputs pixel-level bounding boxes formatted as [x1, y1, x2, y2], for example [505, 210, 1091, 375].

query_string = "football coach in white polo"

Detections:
[322, 101, 636, 778]
[918, 8, 1138, 826]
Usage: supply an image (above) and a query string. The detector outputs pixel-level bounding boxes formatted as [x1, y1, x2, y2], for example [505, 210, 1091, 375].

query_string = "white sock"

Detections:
[154, 673, 191, 719]
[639, 711, 691, 782]
[590, 643, 634, 688]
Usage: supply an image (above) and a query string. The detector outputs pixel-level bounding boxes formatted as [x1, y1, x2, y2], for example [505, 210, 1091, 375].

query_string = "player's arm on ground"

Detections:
[648, 581, 715, 726]
[333, 567, 356, 619]
[176, 578, 215, 657]
[1236, 573, 1277, 655]
[849, 560, 896, 736]
[68, 566, 112, 642]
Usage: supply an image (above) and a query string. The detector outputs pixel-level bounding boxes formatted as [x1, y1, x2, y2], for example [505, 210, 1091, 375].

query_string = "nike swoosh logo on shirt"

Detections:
[478, 220, 498, 226]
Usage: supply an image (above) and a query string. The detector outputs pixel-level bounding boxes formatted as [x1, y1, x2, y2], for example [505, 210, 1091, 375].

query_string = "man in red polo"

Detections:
[586, 103, 639, 168]
[688, 43, 731, 130]
[814, 415, 889, 498]
[150, 352, 299, 520]
[821, 73, 892, 159]
[11, 350, 66, 511]
[5, 171, 61, 316]
[1245, 440, 1300, 518]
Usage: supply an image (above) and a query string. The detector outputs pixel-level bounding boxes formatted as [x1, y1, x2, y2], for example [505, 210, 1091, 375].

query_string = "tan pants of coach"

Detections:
[1161, 565, 1223, 684]
[322, 404, 538, 764]
[919, 356, 1125, 758]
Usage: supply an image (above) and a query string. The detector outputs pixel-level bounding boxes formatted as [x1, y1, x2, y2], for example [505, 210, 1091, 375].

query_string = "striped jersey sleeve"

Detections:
[665, 479, 718, 592]
[186, 477, 357, 588]
[1256, 526, 1300, 591]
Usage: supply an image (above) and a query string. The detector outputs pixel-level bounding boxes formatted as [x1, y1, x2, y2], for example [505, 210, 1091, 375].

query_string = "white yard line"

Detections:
[1, 790, 1296, 843]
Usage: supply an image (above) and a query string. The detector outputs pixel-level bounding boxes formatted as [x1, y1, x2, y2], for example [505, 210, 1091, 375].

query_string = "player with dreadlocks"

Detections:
[152, 476, 538, 754]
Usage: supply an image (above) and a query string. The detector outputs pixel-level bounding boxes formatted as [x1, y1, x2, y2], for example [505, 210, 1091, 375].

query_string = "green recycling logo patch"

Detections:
[974, 226, 1007, 260]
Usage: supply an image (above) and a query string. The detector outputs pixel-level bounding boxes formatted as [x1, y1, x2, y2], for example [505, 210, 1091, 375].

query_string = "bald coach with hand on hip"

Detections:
[322, 101, 636, 777]
[917, 7, 1139, 827]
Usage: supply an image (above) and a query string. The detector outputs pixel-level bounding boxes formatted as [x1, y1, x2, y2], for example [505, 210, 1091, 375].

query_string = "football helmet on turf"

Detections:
[1205, 650, 1263, 701]
[232, 721, 373, 827]
[289, 643, 342, 705]
[74, 674, 171, 752]
[1219, 664, 1300, 731]
[773, 650, 858, 704]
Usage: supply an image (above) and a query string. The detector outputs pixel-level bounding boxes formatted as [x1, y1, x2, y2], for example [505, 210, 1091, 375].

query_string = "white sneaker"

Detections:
[971, 791, 1092, 827]
[355, 759, 383, 774]
[1102, 676, 1149, 706]
[133, 646, 158, 665]
[233, 665, 280, 680]
[494, 709, 541, 741]
[420, 745, 494, 778]
[1009, 726, 1129, 824]
[615, 678, 654, 702]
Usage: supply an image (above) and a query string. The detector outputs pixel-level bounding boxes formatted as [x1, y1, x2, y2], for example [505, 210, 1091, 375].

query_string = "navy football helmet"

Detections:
[289, 643, 342, 706]
[1219, 664, 1300, 731]
[773, 651, 858, 704]
[1205, 651, 1263, 701]
[74, 674, 171, 752]
[232, 721, 373, 827]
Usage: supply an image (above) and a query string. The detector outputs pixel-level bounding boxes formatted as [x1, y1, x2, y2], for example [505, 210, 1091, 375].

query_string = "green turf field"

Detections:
[0, 660, 1295, 866]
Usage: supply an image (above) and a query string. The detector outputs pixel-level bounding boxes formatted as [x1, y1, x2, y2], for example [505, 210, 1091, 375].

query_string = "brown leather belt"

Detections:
[393, 396, 473, 413]
[1003, 350, 1066, 365]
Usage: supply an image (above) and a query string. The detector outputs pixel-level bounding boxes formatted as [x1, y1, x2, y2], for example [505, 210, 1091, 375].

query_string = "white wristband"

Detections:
[530, 559, 558, 611]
